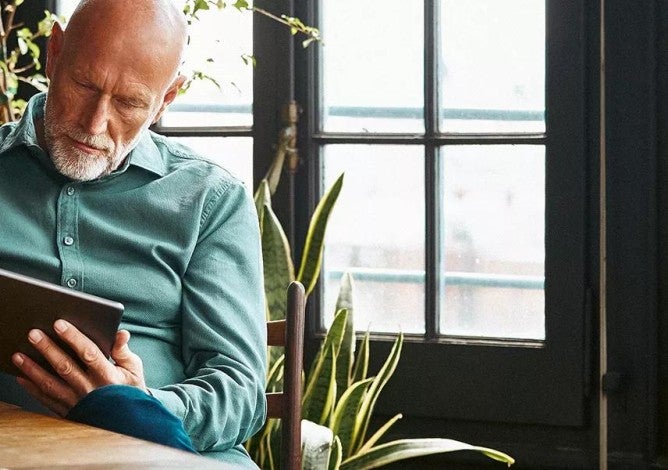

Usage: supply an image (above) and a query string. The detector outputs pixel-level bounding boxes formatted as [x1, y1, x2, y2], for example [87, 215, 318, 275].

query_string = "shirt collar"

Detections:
[127, 130, 168, 177]
[0, 92, 168, 178]
[0, 92, 44, 154]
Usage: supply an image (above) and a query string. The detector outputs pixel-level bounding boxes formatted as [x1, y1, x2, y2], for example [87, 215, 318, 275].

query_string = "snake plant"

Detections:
[245, 156, 514, 469]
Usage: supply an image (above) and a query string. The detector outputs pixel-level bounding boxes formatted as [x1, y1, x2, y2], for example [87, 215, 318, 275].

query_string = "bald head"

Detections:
[64, 0, 187, 80]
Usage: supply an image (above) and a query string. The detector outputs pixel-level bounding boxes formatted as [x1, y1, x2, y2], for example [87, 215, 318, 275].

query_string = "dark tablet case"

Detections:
[0, 267, 124, 376]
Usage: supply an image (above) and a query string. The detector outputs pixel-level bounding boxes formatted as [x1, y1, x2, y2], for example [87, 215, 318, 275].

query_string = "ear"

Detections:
[151, 74, 186, 124]
[46, 22, 65, 80]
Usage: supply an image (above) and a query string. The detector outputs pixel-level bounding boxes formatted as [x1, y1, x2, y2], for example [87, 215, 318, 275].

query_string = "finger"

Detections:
[16, 376, 70, 417]
[111, 329, 131, 361]
[52, 320, 112, 379]
[12, 353, 79, 413]
[25, 329, 90, 394]
[111, 330, 146, 387]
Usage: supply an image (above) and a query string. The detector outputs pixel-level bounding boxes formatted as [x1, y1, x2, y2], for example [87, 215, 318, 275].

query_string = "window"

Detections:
[302, 0, 588, 427]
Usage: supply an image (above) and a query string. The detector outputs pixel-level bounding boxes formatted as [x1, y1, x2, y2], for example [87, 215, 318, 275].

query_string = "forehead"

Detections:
[61, 37, 171, 95]
[60, 24, 175, 97]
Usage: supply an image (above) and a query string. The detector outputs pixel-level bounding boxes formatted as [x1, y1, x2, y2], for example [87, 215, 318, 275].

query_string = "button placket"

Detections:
[57, 184, 83, 290]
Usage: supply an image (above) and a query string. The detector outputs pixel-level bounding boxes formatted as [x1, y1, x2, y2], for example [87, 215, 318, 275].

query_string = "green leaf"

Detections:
[351, 331, 370, 383]
[263, 145, 286, 196]
[296, 173, 344, 295]
[303, 343, 337, 425]
[351, 333, 403, 454]
[254, 179, 271, 222]
[233, 0, 249, 10]
[265, 353, 285, 392]
[328, 435, 343, 470]
[194, 0, 210, 12]
[357, 413, 402, 454]
[27, 41, 40, 60]
[340, 438, 515, 469]
[334, 273, 355, 397]
[241, 53, 256, 67]
[261, 203, 295, 321]
[330, 378, 373, 457]
[308, 308, 348, 380]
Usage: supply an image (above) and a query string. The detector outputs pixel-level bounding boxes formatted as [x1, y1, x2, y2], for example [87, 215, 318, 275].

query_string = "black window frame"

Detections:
[295, 0, 591, 441]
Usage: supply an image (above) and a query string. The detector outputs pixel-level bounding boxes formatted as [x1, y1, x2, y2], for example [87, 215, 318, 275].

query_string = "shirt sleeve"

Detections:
[148, 178, 267, 451]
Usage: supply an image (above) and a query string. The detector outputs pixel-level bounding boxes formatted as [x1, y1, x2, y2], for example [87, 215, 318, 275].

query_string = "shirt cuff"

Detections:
[148, 387, 187, 421]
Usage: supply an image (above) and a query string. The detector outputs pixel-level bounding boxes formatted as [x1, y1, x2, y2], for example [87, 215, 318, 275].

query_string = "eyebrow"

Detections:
[70, 70, 153, 108]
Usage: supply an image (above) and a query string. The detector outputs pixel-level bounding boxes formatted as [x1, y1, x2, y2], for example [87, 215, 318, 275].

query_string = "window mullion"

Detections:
[425, 0, 439, 339]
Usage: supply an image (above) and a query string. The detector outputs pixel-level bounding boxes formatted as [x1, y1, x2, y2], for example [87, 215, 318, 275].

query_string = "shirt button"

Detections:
[66, 186, 75, 196]
[63, 236, 74, 246]
[66, 278, 77, 288]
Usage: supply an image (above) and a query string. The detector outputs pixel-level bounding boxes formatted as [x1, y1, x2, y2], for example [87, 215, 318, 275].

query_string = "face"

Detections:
[43, 22, 183, 181]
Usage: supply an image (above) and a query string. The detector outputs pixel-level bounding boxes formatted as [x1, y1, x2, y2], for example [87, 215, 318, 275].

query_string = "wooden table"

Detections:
[0, 401, 241, 469]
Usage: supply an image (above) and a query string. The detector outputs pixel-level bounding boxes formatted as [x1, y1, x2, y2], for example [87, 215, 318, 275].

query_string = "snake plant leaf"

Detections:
[302, 419, 334, 470]
[296, 173, 344, 296]
[351, 333, 404, 455]
[339, 438, 515, 469]
[303, 343, 337, 425]
[329, 377, 374, 457]
[265, 353, 285, 392]
[334, 273, 356, 395]
[351, 330, 370, 383]
[328, 435, 343, 470]
[263, 144, 287, 195]
[357, 413, 402, 455]
[254, 179, 272, 226]
[251, 418, 279, 470]
[261, 202, 295, 321]
[307, 308, 349, 380]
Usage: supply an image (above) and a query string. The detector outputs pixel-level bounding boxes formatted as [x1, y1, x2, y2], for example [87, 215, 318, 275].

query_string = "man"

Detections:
[0, 0, 266, 466]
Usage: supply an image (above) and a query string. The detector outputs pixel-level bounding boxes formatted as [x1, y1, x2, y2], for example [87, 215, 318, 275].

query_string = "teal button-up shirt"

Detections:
[0, 93, 267, 462]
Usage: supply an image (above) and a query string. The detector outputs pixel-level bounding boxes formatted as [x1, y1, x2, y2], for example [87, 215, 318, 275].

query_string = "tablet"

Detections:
[0, 267, 124, 376]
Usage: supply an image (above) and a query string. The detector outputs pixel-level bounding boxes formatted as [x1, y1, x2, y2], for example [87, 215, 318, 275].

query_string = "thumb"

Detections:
[111, 329, 132, 361]
[111, 330, 143, 376]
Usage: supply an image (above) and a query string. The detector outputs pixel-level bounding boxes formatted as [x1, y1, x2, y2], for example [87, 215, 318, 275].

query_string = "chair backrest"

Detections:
[266, 281, 305, 470]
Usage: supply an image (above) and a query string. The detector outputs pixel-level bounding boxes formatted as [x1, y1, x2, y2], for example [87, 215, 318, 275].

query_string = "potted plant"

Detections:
[248, 156, 514, 469]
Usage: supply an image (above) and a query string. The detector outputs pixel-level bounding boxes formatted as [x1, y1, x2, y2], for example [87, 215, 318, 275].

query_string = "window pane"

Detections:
[323, 145, 425, 333]
[439, 0, 545, 133]
[171, 137, 253, 190]
[321, 1, 424, 133]
[162, 2, 253, 127]
[56, 0, 77, 17]
[440, 145, 544, 339]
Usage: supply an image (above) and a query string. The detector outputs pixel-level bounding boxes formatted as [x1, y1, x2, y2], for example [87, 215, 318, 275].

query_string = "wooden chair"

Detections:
[266, 281, 306, 470]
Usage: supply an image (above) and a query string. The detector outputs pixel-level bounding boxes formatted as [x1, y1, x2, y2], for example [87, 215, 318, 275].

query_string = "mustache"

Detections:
[67, 129, 112, 152]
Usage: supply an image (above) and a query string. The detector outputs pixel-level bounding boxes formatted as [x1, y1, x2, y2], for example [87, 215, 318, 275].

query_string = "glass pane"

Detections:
[440, 145, 544, 339]
[171, 137, 253, 191]
[56, 0, 78, 17]
[439, 0, 545, 133]
[321, 1, 423, 133]
[323, 145, 425, 333]
[162, 2, 253, 127]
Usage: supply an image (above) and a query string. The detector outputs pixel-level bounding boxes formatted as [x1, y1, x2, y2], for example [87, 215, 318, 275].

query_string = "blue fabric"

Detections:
[66, 385, 196, 453]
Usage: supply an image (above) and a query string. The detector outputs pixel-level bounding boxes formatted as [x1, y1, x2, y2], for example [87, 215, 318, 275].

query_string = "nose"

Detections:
[78, 95, 110, 135]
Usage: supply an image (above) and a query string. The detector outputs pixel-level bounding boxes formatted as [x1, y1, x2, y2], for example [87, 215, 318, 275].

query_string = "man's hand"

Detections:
[12, 319, 147, 417]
